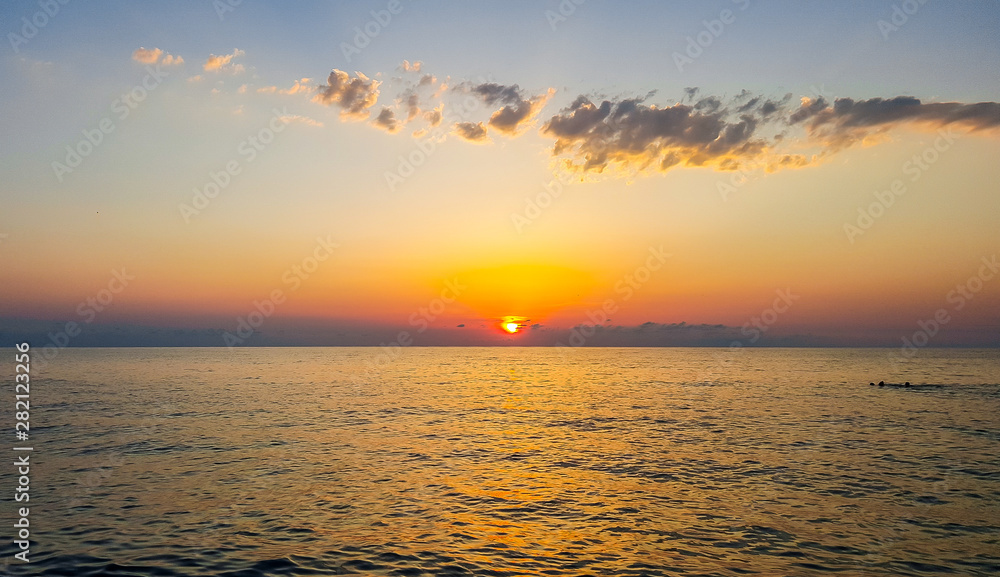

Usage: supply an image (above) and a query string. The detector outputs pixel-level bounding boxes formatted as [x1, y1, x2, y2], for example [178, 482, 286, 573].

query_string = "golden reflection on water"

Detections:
[21, 347, 1000, 576]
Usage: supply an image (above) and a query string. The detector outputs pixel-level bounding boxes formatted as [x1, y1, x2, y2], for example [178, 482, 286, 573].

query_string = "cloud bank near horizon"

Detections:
[1, 316, 952, 348]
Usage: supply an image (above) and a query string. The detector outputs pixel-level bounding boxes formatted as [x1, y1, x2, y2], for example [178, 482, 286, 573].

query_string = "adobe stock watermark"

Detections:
[212, 0, 242, 21]
[384, 87, 488, 192]
[223, 236, 339, 347]
[719, 86, 832, 202]
[716, 166, 757, 202]
[353, 278, 466, 385]
[878, 0, 929, 40]
[180, 107, 291, 222]
[844, 127, 956, 244]
[52, 65, 169, 182]
[557, 246, 671, 349]
[892, 254, 998, 360]
[672, 0, 750, 73]
[698, 288, 799, 384]
[510, 172, 575, 232]
[66, 451, 126, 509]
[544, 0, 587, 31]
[7, 0, 71, 54]
[32, 268, 136, 370]
[341, 0, 404, 63]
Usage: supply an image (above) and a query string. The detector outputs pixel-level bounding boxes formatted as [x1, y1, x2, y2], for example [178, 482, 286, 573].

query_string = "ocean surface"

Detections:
[2, 347, 999, 576]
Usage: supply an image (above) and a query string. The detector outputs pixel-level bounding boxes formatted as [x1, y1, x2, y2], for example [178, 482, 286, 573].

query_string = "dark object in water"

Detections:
[869, 382, 875, 386]
[877, 380, 934, 389]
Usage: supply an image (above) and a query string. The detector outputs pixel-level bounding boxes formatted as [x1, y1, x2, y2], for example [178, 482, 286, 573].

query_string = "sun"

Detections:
[499, 316, 528, 334]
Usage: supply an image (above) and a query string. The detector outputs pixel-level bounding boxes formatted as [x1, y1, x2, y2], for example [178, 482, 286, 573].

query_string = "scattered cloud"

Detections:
[424, 104, 443, 127]
[255, 80, 312, 95]
[281, 78, 312, 95]
[372, 107, 401, 133]
[541, 94, 781, 174]
[131, 47, 160, 63]
[279, 114, 324, 127]
[399, 89, 421, 122]
[791, 96, 1000, 151]
[453, 121, 489, 143]
[399, 60, 422, 73]
[461, 82, 555, 136]
[132, 47, 183, 66]
[285, 61, 1000, 178]
[204, 48, 245, 73]
[313, 69, 380, 120]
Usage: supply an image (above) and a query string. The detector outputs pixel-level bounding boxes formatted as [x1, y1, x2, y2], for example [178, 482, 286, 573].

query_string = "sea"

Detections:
[1, 347, 998, 576]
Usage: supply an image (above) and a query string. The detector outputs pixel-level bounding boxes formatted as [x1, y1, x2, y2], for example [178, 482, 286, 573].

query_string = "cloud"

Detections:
[281, 78, 312, 95]
[453, 121, 489, 143]
[790, 96, 1000, 151]
[295, 61, 1000, 178]
[424, 104, 443, 127]
[463, 83, 555, 135]
[279, 114, 323, 127]
[254, 79, 312, 96]
[204, 49, 245, 73]
[132, 47, 161, 63]
[373, 107, 401, 133]
[541, 93, 782, 174]
[395, 89, 421, 122]
[399, 60, 422, 72]
[132, 47, 183, 66]
[313, 69, 380, 120]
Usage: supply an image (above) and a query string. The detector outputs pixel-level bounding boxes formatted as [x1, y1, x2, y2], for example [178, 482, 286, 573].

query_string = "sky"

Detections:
[1, 0, 999, 349]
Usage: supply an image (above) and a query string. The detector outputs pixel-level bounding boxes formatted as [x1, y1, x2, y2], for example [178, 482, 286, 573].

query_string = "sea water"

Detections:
[2, 347, 998, 576]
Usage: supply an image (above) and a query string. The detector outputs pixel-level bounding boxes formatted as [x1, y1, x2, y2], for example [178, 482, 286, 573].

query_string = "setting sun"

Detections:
[500, 316, 528, 334]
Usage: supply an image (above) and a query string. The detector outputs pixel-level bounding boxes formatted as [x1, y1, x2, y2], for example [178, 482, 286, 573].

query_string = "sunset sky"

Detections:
[1, 0, 999, 347]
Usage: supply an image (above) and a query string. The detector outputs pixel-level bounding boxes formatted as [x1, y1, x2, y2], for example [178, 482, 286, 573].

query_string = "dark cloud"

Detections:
[424, 105, 443, 127]
[463, 82, 554, 135]
[308, 61, 1000, 177]
[453, 121, 489, 143]
[541, 93, 784, 174]
[373, 107, 400, 133]
[790, 96, 1000, 150]
[398, 89, 421, 122]
[468, 82, 523, 106]
[313, 69, 380, 120]
[539, 89, 1000, 175]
